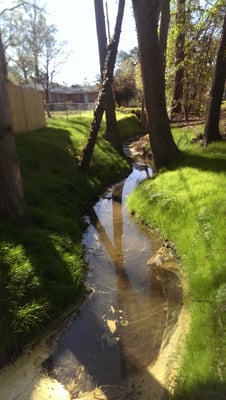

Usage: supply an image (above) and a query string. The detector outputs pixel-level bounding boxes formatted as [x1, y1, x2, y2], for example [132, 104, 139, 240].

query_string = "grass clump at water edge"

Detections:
[0, 113, 140, 366]
[127, 126, 226, 399]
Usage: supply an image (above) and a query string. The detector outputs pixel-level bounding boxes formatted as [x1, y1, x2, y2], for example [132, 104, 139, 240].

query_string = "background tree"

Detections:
[114, 48, 139, 106]
[34, 25, 67, 103]
[0, 33, 27, 223]
[204, 9, 226, 145]
[0, 0, 67, 100]
[183, 0, 224, 118]
[132, 0, 180, 171]
[167, 0, 224, 119]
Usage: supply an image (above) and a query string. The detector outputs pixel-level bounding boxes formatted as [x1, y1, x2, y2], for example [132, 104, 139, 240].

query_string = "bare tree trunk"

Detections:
[80, 0, 125, 171]
[0, 35, 28, 223]
[94, 0, 107, 79]
[104, 83, 123, 151]
[204, 11, 226, 146]
[94, 0, 122, 153]
[132, 0, 180, 172]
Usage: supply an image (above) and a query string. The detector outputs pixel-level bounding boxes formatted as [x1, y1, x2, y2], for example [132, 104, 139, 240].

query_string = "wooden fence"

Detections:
[7, 83, 46, 133]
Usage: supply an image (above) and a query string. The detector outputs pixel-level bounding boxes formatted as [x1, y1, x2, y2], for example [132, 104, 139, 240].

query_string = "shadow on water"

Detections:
[43, 164, 183, 400]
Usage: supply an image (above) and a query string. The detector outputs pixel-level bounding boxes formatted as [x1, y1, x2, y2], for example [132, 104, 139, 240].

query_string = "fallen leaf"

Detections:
[110, 305, 115, 314]
[107, 319, 117, 334]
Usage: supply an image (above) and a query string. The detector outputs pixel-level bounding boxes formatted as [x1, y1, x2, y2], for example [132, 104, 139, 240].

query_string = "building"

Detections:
[48, 85, 98, 104]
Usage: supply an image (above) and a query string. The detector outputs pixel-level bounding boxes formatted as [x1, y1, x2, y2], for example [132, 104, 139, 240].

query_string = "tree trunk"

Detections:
[132, 0, 180, 172]
[0, 35, 28, 223]
[159, 0, 170, 76]
[104, 83, 123, 151]
[80, 0, 125, 171]
[204, 11, 226, 146]
[94, 0, 107, 79]
[171, 0, 186, 118]
[94, 0, 122, 153]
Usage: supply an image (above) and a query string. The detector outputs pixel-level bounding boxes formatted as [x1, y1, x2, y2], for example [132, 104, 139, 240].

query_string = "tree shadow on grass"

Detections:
[0, 224, 86, 368]
[0, 122, 130, 369]
[173, 379, 226, 400]
[174, 150, 226, 173]
[0, 127, 90, 367]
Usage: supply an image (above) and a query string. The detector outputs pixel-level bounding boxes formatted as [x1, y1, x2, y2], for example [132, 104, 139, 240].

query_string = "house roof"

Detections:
[50, 85, 98, 94]
[23, 83, 98, 94]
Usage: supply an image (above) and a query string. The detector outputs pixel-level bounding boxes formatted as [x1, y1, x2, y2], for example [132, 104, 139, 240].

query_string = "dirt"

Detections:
[127, 134, 151, 163]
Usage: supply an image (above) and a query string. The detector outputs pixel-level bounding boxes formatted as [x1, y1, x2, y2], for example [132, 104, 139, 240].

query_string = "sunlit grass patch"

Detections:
[116, 111, 143, 139]
[127, 126, 226, 398]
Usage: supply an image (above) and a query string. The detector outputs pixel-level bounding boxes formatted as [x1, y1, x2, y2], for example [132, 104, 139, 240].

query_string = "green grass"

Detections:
[117, 110, 144, 139]
[0, 113, 140, 366]
[127, 125, 226, 399]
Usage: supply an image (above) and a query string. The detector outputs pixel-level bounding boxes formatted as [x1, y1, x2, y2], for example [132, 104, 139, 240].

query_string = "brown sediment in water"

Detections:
[0, 271, 188, 400]
[0, 251, 189, 400]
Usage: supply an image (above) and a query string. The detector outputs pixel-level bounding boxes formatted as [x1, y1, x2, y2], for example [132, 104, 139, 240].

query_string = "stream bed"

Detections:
[0, 163, 184, 400]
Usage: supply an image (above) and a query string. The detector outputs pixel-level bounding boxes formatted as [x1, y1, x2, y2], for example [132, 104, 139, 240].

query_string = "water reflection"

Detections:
[43, 165, 182, 399]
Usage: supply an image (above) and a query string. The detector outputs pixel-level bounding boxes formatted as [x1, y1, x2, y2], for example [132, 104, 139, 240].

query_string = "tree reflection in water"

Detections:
[43, 166, 182, 399]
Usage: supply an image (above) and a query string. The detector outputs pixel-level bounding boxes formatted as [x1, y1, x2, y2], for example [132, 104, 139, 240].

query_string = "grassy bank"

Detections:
[0, 112, 139, 366]
[127, 123, 226, 398]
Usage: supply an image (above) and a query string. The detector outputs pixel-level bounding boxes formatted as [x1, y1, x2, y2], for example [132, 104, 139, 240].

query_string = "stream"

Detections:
[0, 160, 184, 400]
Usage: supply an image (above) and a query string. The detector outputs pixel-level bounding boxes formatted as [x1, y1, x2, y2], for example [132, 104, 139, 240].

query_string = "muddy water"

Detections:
[0, 164, 184, 400]
[41, 165, 183, 399]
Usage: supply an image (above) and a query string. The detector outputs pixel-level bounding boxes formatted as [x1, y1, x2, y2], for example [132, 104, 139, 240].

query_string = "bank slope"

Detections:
[127, 131, 226, 399]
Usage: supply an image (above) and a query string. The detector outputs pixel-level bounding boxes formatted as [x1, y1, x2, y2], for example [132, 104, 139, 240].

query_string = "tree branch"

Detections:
[0, 2, 42, 17]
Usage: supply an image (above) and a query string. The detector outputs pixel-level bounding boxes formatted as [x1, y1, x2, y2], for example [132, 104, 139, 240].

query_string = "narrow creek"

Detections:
[0, 159, 185, 400]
